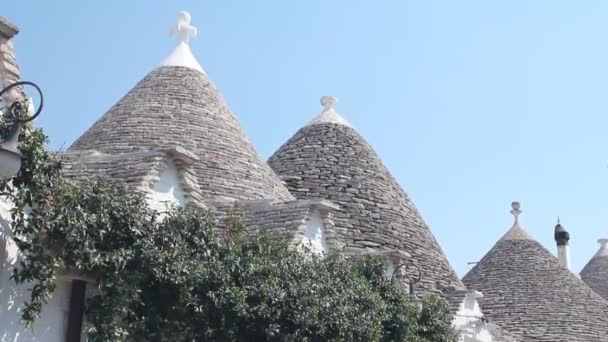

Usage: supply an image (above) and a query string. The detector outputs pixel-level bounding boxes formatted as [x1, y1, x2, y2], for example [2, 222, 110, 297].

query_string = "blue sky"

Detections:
[5, 1, 608, 276]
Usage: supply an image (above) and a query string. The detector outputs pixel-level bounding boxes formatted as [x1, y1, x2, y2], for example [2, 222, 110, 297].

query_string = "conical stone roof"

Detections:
[581, 239, 608, 301]
[268, 97, 463, 295]
[70, 13, 292, 203]
[462, 202, 608, 342]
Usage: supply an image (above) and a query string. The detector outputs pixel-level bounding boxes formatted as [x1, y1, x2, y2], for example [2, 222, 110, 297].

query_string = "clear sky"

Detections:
[5, 1, 608, 276]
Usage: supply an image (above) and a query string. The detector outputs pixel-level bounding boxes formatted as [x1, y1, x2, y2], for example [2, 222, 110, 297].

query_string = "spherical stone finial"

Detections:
[320, 96, 338, 112]
[169, 10, 197, 44]
[307, 96, 352, 127]
[510, 201, 522, 223]
[511, 201, 520, 211]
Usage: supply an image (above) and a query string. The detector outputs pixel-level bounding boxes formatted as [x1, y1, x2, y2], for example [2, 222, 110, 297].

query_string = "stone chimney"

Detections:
[554, 218, 571, 270]
[0, 17, 21, 104]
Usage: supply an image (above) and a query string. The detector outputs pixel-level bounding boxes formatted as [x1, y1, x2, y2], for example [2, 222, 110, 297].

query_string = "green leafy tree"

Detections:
[0, 113, 457, 342]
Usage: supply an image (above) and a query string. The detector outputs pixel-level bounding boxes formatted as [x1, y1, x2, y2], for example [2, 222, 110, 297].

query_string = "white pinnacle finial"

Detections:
[321, 96, 338, 112]
[510, 201, 521, 224]
[169, 11, 197, 44]
[307, 96, 352, 127]
[161, 11, 205, 73]
[499, 200, 532, 241]
[595, 238, 608, 258]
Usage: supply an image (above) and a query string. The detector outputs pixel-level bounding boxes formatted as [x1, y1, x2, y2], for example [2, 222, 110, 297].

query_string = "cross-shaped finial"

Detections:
[169, 11, 197, 44]
[510, 201, 522, 224]
[320, 96, 338, 112]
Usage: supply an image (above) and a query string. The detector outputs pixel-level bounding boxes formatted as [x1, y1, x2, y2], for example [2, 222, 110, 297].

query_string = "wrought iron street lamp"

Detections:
[392, 261, 424, 311]
[0, 81, 43, 178]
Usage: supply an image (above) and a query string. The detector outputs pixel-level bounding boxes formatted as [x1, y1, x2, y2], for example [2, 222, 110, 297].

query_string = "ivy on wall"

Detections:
[0, 112, 457, 342]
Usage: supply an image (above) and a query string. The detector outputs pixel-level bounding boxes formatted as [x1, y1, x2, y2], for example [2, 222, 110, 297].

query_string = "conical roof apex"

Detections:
[307, 96, 352, 128]
[497, 202, 533, 242]
[463, 202, 608, 341]
[70, 12, 293, 203]
[581, 238, 608, 301]
[160, 11, 204, 73]
[269, 97, 463, 296]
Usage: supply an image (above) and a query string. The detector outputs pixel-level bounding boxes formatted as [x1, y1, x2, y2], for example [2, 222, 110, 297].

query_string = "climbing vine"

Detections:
[0, 111, 456, 341]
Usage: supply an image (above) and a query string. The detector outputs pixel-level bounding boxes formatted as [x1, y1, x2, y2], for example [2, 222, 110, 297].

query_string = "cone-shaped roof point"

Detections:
[269, 98, 463, 296]
[596, 238, 608, 257]
[581, 237, 608, 300]
[160, 11, 205, 73]
[307, 96, 352, 128]
[498, 201, 532, 241]
[70, 11, 293, 202]
[463, 202, 608, 340]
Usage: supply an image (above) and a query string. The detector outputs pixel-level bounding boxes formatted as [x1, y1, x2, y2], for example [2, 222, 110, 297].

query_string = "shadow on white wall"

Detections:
[0, 202, 69, 342]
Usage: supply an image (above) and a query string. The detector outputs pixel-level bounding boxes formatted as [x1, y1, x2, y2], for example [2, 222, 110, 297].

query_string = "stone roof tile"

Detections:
[59, 149, 205, 207]
[211, 199, 339, 248]
[581, 239, 608, 301]
[69, 66, 293, 202]
[463, 212, 608, 341]
[268, 104, 463, 296]
[60, 150, 161, 185]
[0, 17, 19, 39]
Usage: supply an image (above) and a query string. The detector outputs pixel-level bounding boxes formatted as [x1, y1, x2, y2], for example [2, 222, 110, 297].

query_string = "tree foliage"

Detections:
[0, 112, 456, 341]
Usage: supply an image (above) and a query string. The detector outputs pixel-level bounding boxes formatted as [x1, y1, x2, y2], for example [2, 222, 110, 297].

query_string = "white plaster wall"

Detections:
[0, 197, 70, 342]
[452, 294, 494, 342]
[298, 210, 328, 256]
[148, 162, 186, 212]
[0, 162, 186, 342]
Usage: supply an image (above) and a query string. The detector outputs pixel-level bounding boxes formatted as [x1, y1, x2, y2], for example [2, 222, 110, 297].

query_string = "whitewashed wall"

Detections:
[148, 162, 186, 212]
[298, 210, 328, 255]
[0, 198, 70, 342]
[452, 292, 495, 342]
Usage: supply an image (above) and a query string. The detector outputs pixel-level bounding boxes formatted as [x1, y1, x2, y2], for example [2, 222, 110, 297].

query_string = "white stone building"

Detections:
[0, 13, 606, 342]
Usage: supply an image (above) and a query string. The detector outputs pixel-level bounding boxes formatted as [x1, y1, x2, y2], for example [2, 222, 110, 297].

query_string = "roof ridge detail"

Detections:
[498, 224, 532, 241]
[497, 201, 533, 242]
[593, 238, 608, 258]
[0, 17, 19, 39]
[307, 96, 352, 128]
[160, 11, 205, 73]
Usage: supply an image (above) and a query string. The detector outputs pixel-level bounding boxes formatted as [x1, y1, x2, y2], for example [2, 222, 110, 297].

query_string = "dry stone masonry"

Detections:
[0, 17, 20, 89]
[463, 203, 608, 342]
[268, 101, 464, 296]
[70, 66, 294, 203]
[2, 11, 607, 342]
[581, 239, 608, 301]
